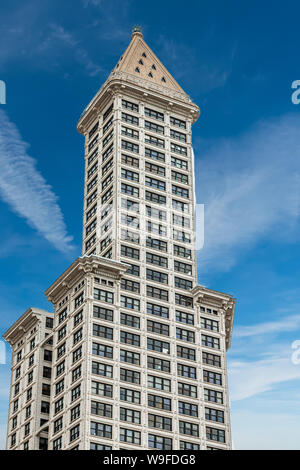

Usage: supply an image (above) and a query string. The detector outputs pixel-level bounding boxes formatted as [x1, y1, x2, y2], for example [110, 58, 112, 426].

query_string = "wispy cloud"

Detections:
[0, 110, 74, 253]
[235, 314, 300, 338]
[195, 113, 300, 273]
[39, 24, 103, 77]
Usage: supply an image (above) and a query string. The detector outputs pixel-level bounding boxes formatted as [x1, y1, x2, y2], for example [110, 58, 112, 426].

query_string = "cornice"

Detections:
[45, 255, 129, 305]
[77, 71, 200, 134]
[192, 285, 236, 351]
[2, 308, 53, 346]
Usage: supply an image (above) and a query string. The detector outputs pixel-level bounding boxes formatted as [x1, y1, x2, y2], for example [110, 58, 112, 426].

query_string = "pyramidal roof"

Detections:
[110, 27, 186, 95]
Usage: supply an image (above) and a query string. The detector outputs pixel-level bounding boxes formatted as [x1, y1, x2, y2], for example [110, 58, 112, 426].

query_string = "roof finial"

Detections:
[132, 25, 143, 38]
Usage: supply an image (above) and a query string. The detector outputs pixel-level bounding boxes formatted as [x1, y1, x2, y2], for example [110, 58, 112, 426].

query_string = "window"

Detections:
[121, 278, 140, 293]
[121, 168, 139, 182]
[145, 191, 166, 205]
[180, 441, 199, 450]
[174, 261, 192, 275]
[120, 331, 140, 346]
[121, 182, 139, 197]
[205, 407, 224, 423]
[122, 153, 139, 168]
[92, 361, 113, 378]
[176, 327, 195, 343]
[122, 99, 138, 112]
[120, 388, 140, 404]
[170, 116, 186, 129]
[147, 338, 170, 354]
[177, 345, 196, 361]
[43, 366, 52, 378]
[41, 401, 50, 414]
[103, 103, 113, 121]
[91, 381, 113, 397]
[179, 401, 198, 417]
[90, 443, 112, 450]
[71, 404, 81, 422]
[148, 414, 172, 431]
[74, 292, 84, 309]
[147, 285, 168, 301]
[71, 385, 81, 402]
[120, 312, 140, 329]
[175, 277, 193, 291]
[54, 417, 63, 434]
[46, 317, 53, 329]
[55, 379, 64, 396]
[121, 126, 139, 140]
[145, 175, 166, 191]
[179, 421, 199, 437]
[175, 293, 193, 308]
[93, 305, 113, 322]
[147, 356, 170, 373]
[92, 342, 113, 358]
[57, 325, 67, 342]
[120, 428, 141, 445]
[148, 434, 172, 450]
[91, 401, 112, 418]
[94, 288, 114, 304]
[201, 317, 219, 332]
[204, 388, 223, 404]
[172, 184, 189, 199]
[202, 334, 220, 350]
[178, 382, 197, 398]
[145, 120, 164, 134]
[91, 422, 112, 439]
[170, 129, 186, 142]
[72, 347, 82, 363]
[203, 370, 222, 386]
[145, 161, 165, 177]
[145, 147, 165, 162]
[202, 352, 221, 367]
[174, 244, 191, 259]
[53, 436, 62, 450]
[122, 112, 139, 125]
[120, 368, 140, 384]
[121, 140, 139, 154]
[120, 349, 140, 365]
[177, 363, 196, 379]
[148, 375, 171, 392]
[147, 302, 169, 319]
[147, 319, 169, 336]
[120, 408, 141, 424]
[206, 427, 226, 443]
[148, 394, 171, 411]
[73, 328, 83, 345]
[145, 108, 164, 121]
[72, 365, 81, 382]
[171, 143, 187, 156]
[176, 310, 194, 325]
[146, 237, 167, 252]
[120, 295, 140, 311]
[124, 263, 140, 277]
[147, 268, 168, 284]
[171, 170, 188, 184]
[93, 324, 113, 340]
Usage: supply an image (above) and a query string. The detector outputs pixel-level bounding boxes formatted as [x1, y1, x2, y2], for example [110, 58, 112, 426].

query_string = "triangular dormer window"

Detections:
[138, 59, 144, 65]
[148, 72, 153, 78]
[161, 77, 166, 82]
[142, 52, 147, 58]
[135, 67, 140, 73]
[152, 64, 156, 70]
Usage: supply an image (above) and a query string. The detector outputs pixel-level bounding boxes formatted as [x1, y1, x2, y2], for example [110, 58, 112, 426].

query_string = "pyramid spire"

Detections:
[110, 27, 186, 95]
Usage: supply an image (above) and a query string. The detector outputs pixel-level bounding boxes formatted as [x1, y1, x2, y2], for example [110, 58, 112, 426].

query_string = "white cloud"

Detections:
[235, 314, 300, 338]
[0, 110, 74, 253]
[195, 113, 300, 272]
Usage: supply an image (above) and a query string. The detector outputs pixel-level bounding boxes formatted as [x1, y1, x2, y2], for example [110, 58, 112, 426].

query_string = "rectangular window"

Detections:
[205, 407, 225, 423]
[120, 295, 140, 311]
[204, 388, 223, 404]
[121, 140, 139, 154]
[145, 147, 165, 162]
[147, 302, 169, 319]
[147, 356, 170, 373]
[91, 401, 113, 418]
[148, 375, 171, 392]
[93, 324, 113, 340]
[120, 428, 141, 445]
[91, 381, 113, 398]
[91, 422, 112, 439]
[148, 394, 171, 411]
[178, 401, 198, 417]
[147, 338, 170, 354]
[120, 349, 140, 365]
[94, 288, 114, 304]
[206, 427, 226, 443]
[145, 107, 164, 121]
[120, 331, 140, 346]
[120, 368, 140, 384]
[120, 312, 140, 329]
[92, 342, 113, 358]
[120, 408, 141, 424]
[201, 317, 219, 332]
[176, 327, 195, 343]
[148, 414, 172, 431]
[93, 305, 113, 322]
[177, 363, 196, 379]
[148, 434, 172, 450]
[147, 319, 169, 336]
[202, 334, 220, 350]
[203, 370, 222, 386]
[122, 99, 138, 112]
[178, 382, 197, 398]
[177, 345, 196, 361]
[120, 388, 141, 404]
[92, 361, 113, 378]
[179, 421, 199, 437]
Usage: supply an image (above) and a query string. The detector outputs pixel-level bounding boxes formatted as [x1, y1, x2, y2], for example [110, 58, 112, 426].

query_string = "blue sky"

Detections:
[1, 0, 300, 449]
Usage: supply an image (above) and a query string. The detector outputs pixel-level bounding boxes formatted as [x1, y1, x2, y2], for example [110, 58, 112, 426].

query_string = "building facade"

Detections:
[3, 27, 236, 450]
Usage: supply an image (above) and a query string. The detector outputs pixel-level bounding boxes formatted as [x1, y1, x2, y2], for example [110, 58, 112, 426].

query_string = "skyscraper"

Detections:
[3, 27, 236, 451]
